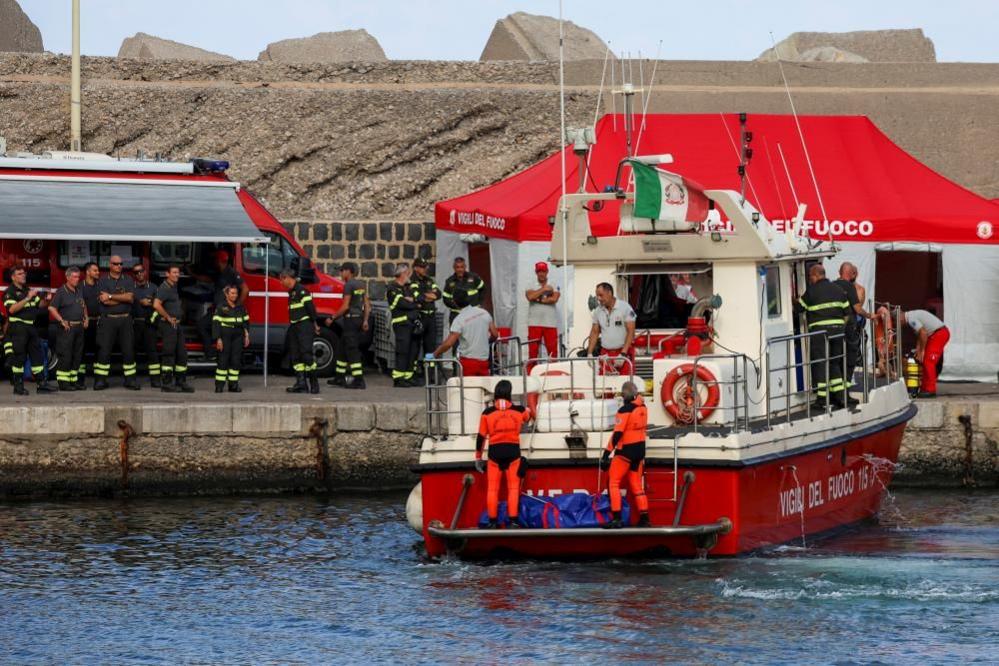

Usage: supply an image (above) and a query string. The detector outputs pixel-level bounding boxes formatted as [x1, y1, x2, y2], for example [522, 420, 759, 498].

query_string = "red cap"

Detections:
[535, 261, 549, 272]
[216, 249, 230, 262]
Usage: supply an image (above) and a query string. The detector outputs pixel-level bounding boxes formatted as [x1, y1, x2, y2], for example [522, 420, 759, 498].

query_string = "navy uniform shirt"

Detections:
[288, 283, 316, 324]
[343, 278, 367, 317]
[49, 284, 86, 322]
[96, 274, 135, 316]
[4, 284, 44, 323]
[154, 281, 183, 321]
[132, 282, 158, 320]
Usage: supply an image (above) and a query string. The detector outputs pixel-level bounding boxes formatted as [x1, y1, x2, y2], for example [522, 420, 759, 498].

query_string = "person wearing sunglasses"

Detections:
[94, 255, 139, 390]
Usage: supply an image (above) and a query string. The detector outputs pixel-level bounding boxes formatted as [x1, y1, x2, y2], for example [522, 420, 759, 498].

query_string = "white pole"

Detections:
[558, 0, 569, 352]
[70, 0, 81, 152]
[263, 242, 270, 387]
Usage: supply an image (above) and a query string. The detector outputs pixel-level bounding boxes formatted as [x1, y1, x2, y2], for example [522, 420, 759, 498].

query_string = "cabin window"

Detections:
[242, 232, 298, 277]
[764, 265, 781, 318]
[58, 241, 143, 270]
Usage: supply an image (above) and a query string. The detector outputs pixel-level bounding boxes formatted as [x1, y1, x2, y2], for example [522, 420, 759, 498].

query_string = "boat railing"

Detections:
[765, 329, 843, 425]
[422, 358, 465, 440]
[689, 353, 752, 433]
[871, 303, 904, 389]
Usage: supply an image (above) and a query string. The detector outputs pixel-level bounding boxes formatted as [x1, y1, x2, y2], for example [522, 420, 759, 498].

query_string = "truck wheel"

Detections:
[313, 328, 337, 378]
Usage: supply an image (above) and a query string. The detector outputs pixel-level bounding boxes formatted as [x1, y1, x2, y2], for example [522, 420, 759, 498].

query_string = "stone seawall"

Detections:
[0, 399, 994, 498]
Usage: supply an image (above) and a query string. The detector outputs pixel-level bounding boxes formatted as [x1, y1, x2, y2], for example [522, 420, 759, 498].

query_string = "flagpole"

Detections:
[558, 0, 569, 353]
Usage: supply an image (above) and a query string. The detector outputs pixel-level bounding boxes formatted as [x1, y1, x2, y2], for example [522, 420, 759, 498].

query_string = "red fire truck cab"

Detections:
[0, 151, 344, 375]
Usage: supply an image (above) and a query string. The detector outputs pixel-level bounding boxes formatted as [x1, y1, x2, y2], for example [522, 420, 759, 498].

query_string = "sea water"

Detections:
[0, 490, 995, 664]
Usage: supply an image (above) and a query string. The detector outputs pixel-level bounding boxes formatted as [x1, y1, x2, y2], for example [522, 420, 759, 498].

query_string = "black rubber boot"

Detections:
[58, 381, 72, 392]
[12, 376, 28, 396]
[393, 378, 412, 388]
[175, 373, 195, 393]
[327, 375, 346, 387]
[506, 519, 520, 530]
[75, 376, 86, 390]
[308, 372, 320, 395]
[150, 375, 161, 389]
[215, 381, 225, 393]
[160, 373, 179, 393]
[286, 372, 308, 393]
[124, 377, 141, 391]
[93, 378, 109, 391]
[636, 512, 651, 528]
[603, 511, 624, 529]
[35, 378, 56, 393]
[345, 376, 366, 390]
[485, 519, 498, 530]
[228, 381, 242, 393]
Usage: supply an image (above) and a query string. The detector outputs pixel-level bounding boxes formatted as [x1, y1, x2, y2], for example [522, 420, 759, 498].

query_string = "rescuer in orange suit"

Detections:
[475, 379, 533, 529]
[601, 380, 651, 529]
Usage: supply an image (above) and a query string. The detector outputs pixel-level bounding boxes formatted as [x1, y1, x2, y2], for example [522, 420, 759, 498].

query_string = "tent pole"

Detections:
[558, 0, 569, 351]
[263, 242, 269, 387]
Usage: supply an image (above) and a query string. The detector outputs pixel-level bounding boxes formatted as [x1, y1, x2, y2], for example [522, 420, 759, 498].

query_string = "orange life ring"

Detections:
[660, 363, 720, 424]
[526, 369, 570, 414]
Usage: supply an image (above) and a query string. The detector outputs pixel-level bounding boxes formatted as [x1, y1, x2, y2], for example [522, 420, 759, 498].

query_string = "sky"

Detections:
[18, 0, 999, 62]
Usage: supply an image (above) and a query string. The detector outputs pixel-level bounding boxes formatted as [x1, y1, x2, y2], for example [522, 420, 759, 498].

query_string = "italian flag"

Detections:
[629, 160, 710, 223]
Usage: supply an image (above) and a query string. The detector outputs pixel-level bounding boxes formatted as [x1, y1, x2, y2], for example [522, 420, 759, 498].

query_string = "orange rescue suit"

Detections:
[476, 399, 532, 520]
[605, 395, 649, 515]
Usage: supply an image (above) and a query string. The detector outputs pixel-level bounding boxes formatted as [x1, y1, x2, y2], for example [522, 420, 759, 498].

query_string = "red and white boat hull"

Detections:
[416, 405, 913, 559]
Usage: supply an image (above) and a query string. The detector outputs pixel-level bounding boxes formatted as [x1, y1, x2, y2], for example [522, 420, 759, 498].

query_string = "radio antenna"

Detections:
[769, 31, 830, 237]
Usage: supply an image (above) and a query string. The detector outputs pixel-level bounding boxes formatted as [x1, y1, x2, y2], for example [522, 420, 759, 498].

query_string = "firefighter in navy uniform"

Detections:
[79, 262, 101, 387]
[794, 264, 854, 409]
[4, 267, 56, 395]
[326, 262, 369, 389]
[600, 381, 650, 529]
[387, 262, 420, 387]
[475, 379, 533, 529]
[442, 257, 485, 323]
[411, 257, 442, 380]
[212, 284, 250, 393]
[47, 267, 88, 391]
[131, 262, 161, 388]
[94, 254, 139, 390]
[153, 265, 195, 393]
[280, 269, 320, 394]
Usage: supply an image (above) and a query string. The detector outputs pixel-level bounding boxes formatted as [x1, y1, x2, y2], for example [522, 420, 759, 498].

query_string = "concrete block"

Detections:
[0, 406, 104, 435]
[299, 404, 336, 435]
[142, 405, 233, 434]
[944, 402, 978, 426]
[977, 402, 999, 429]
[232, 404, 301, 433]
[405, 402, 428, 433]
[334, 403, 374, 431]
[910, 401, 944, 429]
[373, 403, 408, 432]
[104, 406, 144, 436]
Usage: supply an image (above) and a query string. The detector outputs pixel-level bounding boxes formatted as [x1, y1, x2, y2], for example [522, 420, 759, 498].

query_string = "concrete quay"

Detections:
[0, 378, 994, 497]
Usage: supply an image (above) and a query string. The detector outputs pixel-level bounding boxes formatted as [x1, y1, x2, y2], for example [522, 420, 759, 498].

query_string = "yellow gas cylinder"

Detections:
[904, 356, 922, 395]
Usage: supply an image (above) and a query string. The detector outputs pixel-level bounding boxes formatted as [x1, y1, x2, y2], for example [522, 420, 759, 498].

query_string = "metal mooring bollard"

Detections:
[117, 420, 135, 490]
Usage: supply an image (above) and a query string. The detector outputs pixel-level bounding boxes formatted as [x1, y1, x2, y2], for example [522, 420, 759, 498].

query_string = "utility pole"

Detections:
[70, 0, 82, 151]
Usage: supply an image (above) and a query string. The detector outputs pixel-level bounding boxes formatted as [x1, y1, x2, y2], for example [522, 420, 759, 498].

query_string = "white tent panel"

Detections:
[433, 229, 467, 315]
[941, 244, 999, 381]
[488, 237, 519, 331]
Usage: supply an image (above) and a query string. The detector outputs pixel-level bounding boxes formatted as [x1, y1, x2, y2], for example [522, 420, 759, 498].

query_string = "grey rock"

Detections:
[258, 30, 386, 63]
[481, 11, 611, 62]
[758, 29, 935, 63]
[118, 32, 236, 62]
[0, 0, 42, 53]
[797, 46, 869, 64]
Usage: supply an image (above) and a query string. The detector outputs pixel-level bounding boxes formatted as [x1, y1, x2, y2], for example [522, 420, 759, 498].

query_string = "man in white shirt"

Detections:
[430, 290, 498, 377]
[585, 282, 636, 375]
[903, 309, 949, 398]
[525, 261, 560, 371]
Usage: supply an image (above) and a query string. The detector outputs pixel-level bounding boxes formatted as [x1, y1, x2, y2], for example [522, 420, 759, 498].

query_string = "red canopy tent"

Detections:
[436, 113, 999, 244]
[434, 114, 998, 380]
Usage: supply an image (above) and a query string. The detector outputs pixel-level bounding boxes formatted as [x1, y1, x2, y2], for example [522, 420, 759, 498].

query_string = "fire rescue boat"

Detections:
[406, 161, 914, 560]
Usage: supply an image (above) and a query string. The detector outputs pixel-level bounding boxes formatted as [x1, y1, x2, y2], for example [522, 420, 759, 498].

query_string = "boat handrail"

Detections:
[764, 329, 844, 426]
[689, 353, 752, 432]
[422, 358, 465, 440]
